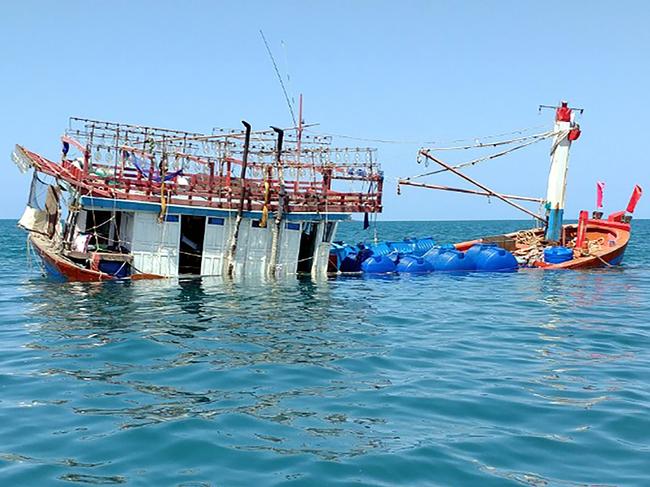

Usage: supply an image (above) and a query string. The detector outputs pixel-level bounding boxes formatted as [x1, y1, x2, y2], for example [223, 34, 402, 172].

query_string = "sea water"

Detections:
[0, 219, 648, 486]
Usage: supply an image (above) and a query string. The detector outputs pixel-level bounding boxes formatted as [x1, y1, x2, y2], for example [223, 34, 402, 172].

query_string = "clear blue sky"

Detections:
[2, 1, 648, 220]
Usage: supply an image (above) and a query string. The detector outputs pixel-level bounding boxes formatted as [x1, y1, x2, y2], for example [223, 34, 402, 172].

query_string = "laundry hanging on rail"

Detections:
[124, 151, 184, 182]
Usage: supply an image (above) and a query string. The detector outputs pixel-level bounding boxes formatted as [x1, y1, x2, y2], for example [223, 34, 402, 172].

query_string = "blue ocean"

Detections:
[0, 219, 648, 486]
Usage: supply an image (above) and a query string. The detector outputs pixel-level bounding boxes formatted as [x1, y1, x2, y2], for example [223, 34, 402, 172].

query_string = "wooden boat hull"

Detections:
[454, 218, 630, 270]
[29, 234, 162, 282]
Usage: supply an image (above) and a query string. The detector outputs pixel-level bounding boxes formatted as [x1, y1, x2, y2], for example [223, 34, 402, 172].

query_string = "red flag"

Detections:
[596, 181, 605, 209]
[626, 185, 643, 214]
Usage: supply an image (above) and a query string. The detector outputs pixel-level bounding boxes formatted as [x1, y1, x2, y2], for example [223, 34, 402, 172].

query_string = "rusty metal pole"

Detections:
[268, 126, 285, 277]
[226, 121, 252, 277]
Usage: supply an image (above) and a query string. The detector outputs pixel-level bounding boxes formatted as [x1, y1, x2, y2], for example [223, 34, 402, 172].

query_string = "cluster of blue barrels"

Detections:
[330, 237, 519, 274]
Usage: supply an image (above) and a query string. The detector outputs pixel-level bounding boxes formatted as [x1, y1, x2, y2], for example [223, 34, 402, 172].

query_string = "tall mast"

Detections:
[544, 101, 580, 242]
[296, 94, 303, 164]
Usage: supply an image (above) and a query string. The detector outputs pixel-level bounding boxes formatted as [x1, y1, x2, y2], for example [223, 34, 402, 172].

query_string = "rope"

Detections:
[595, 255, 614, 267]
[159, 181, 168, 223]
[514, 230, 543, 247]
[82, 214, 116, 233]
[579, 237, 606, 259]
[512, 230, 545, 266]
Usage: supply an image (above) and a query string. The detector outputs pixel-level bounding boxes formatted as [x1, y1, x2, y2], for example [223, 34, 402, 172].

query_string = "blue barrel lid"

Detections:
[544, 246, 573, 257]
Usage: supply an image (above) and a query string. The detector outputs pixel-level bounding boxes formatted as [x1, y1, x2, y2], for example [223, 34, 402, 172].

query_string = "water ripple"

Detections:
[0, 220, 649, 485]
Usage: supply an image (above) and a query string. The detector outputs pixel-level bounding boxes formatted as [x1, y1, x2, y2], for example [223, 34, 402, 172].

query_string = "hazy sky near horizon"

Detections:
[1, 1, 648, 221]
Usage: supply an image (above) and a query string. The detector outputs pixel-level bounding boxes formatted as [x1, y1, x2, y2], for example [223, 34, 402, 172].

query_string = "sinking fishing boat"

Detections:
[395, 101, 642, 271]
[13, 110, 383, 281]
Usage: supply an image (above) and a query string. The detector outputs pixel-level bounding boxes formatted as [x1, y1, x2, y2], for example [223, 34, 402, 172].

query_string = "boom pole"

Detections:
[398, 179, 543, 203]
[418, 150, 546, 223]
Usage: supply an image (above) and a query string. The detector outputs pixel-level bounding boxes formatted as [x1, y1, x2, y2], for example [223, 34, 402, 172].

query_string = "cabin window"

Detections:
[251, 219, 263, 228]
[285, 222, 301, 231]
[208, 217, 225, 225]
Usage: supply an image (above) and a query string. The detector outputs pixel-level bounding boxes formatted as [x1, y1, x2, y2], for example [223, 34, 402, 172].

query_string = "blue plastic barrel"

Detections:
[361, 255, 397, 273]
[430, 248, 474, 272]
[474, 247, 518, 272]
[423, 244, 456, 267]
[367, 241, 392, 256]
[412, 237, 436, 256]
[464, 242, 499, 266]
[544, 246, 574, 264]
[386, 251, 400, 263]
[395, 255, 433, 273]
[388, 240, 416, 254]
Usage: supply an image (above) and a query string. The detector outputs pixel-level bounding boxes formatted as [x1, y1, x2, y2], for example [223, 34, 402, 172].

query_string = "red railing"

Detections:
[23, 148, 383, 214]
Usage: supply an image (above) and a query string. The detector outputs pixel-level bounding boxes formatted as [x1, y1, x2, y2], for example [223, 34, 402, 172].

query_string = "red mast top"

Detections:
[556, 101, 572, 122]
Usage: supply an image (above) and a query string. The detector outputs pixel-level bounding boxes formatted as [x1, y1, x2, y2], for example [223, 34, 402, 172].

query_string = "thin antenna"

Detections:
[260, 30, 297, 126]
[281, 39, 295, 110]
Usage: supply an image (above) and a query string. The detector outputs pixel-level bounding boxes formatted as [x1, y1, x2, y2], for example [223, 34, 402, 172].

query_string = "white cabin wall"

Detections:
[201, 216, 231, 276]
[74, 210, 87, 236]
[119, 212, 134, 251]
[276, 221, 302, 276]
[108, 211, 116, 246]
[131, 212, 180, 277]
[312, 221, 338, 276]
[232, 219, 273, 276]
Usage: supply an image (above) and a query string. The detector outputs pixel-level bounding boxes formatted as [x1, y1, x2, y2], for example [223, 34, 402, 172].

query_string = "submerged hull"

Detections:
[30, 234, 163, 282]
[30, 234, 114, 282]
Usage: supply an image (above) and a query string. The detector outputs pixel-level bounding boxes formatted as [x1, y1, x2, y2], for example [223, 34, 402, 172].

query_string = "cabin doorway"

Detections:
[297, 222, 318, 273]
[178, 215, 206, 275]
[86, 210, 113, 250]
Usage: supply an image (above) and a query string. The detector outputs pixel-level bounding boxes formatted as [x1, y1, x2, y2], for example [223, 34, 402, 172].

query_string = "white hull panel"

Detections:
[201, 217, 230, 276]
[131, 212, 180, 277]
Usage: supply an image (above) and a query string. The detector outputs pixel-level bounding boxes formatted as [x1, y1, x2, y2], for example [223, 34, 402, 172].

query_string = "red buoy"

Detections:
[568, 126, 581, 141]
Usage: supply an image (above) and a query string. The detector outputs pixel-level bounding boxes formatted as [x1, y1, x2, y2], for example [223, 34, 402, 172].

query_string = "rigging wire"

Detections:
[260, 30, 297, 126]
[303, 129, 437, 145]
[404, 131, 557, 181]
[305, 124, 549, 146]
[421, 129, 554, 151]
[281, 39, 296, 115]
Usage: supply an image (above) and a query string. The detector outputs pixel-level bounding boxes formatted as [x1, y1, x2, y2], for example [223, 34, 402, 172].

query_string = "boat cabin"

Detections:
[14, 116, 383, 281]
